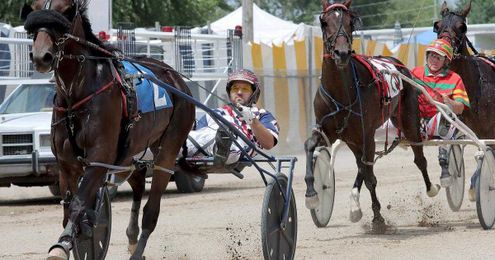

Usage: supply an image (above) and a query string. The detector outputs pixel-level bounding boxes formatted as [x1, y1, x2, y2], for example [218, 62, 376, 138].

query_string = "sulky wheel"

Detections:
[476, 150, 495, 229]
[261, 173, 297, 260]
[446, 144, 465, 212]
[310, 147, 335, 227]
[174, 169, 206, 193]
[73, 186, 112, 259]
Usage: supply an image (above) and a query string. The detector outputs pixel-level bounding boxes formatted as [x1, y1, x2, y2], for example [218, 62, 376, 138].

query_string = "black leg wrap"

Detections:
[68, 196, 95, 239]
[48, 239, 72, 258]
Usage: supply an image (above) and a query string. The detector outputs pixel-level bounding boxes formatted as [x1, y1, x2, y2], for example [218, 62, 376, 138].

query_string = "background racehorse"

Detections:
[434, 1, 495, 140]
[23, 0, 194, 259]
[304, 0, 439, 228]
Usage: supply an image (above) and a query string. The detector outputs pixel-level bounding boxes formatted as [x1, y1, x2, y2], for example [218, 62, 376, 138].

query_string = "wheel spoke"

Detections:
[269, 232, 280, 260]
[280, 229, 295, 249]
[267, 223, 281, 237]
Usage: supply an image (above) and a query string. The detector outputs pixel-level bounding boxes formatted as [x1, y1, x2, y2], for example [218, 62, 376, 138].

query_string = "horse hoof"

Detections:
[371, 216, 387, 234]
[305, 194, 319, 209]
[427, 184, 441, 197]
[349, 209, 363, 223]
[372, 216, 385, 224]
[46, 247, 68, 260]
[128, 243, 138, 254]
[468, 187, 476, 202]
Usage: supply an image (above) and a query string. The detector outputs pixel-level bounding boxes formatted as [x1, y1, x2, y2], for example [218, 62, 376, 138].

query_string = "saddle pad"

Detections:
[122, 61, 173, 113]
[368, 58, 403, 99]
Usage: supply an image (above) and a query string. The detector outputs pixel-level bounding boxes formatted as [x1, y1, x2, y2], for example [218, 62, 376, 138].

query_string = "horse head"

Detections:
[319, 0, 361, 67]
[23, 0, 93, 73]
[433, 1, 471, 57]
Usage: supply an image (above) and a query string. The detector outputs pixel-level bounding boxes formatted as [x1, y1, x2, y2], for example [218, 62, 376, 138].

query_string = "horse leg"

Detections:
[363, 167, 383, 224]
[125, 167, 147, 254]
[131, 109, 192, 260]
[350, 167, 365, 223]
[47, 162, 82, 260]
[72, 166, 109, 235]
[58, 163, 83, 227]
[350, 138, 385, 225]
[47, 164, 107, 260]
[346, 143, 366, 223]
[394, 86, 440, 197]
[361, 142, 385, 225]
[130, 148, 176, 260]
[304, 130, 322, 209]
[411, 145, 440, 197]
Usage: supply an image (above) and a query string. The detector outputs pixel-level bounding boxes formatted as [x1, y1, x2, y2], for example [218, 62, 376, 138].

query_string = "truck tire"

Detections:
[48, 183, 61, 197]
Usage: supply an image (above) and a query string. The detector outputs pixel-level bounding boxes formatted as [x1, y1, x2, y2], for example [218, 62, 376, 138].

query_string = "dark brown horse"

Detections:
[23, 0, 194, 259]
[304, 0, 439, 227]
[434, 1, 495, 139]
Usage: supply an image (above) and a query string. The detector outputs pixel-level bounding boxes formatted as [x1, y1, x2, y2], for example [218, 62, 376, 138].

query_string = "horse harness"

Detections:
[28, 6, 175, 176]
[50, 34, 139, 153]
[318, 55, 398, 133]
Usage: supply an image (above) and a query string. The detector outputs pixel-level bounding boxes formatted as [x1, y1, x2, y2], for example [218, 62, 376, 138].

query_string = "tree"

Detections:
[381, 0, 436, 30]
[0, 1, 26, 26]
[0, 1, 233, 28]
[113, 0, 233, 27]
[229, 0, 437, 30]
[456, 0, 495, 24]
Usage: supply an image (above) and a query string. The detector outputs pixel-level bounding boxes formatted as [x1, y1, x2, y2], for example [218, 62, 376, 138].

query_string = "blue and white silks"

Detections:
[122, 61, 173, 113]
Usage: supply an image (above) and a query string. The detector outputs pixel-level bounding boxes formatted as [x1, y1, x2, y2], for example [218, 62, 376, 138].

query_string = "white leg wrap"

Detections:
[349, 188, 363, 223]
[305, 194, 319, 210]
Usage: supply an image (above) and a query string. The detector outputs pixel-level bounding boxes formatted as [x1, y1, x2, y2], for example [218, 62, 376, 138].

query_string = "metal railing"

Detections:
[0, 28, 243, 82]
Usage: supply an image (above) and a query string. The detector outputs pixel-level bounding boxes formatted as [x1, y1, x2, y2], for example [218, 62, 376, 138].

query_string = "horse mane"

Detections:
[69, 0, 115, 52]
[347, 8, 360, 31]
[347, 8, 359, 20]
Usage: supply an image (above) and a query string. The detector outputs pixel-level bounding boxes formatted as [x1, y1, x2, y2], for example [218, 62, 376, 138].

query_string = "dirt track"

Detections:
[0, 146, 494, 260]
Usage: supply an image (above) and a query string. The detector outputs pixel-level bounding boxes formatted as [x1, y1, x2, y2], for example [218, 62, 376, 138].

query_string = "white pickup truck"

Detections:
[0, 80, 60, 195]
[0, 80, 205, 196]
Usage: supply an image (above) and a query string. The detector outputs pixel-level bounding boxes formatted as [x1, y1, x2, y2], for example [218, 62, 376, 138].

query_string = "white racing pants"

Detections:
[423, 112, 458, 140]
[185, 126, 250, 165]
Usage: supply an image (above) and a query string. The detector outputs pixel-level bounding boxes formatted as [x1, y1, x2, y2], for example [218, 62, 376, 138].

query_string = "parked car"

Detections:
[0, 81, 60, 195]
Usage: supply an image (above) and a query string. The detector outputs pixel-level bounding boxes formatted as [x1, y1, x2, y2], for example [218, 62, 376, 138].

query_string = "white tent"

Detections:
[208, 4, 301, 44]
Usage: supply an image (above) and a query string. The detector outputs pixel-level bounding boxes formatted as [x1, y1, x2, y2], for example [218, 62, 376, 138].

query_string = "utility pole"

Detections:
[242, 0, 254, 44]
[433, 0, 438, 21]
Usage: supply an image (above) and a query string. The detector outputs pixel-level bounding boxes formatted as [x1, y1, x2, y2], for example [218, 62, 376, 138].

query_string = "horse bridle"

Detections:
[434, 12, 467, 58]
[27, 0, 81, 71]
[320, 3, 354, 59]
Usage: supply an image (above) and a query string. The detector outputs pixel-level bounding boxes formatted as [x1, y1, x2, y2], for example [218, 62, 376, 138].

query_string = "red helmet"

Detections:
[226, 69, 261, 105]
[426, 39, 454, 61]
